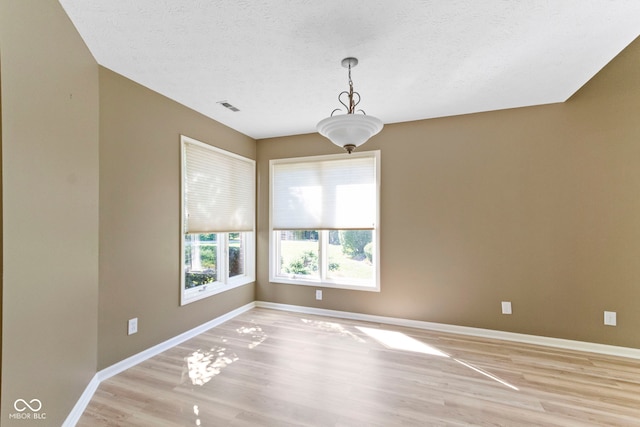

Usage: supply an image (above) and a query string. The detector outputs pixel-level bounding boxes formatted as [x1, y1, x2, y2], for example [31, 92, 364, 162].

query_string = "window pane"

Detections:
[184, 233, 218, 288]
[278, 230, 319, 278]
[327, 230, 374, 283]
[229, 232, 244, 278]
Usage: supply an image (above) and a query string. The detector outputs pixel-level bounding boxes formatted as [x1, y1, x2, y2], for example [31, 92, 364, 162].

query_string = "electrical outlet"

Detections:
[315, 289, 322, 300]
[128, 318, 138, 335]
[604, 311, 617, 326]
[501, 301, 512, 315]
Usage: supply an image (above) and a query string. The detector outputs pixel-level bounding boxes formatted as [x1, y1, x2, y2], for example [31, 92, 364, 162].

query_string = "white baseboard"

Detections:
[255, 301, 640, 360]
[65, 300, 640, 426]
[63, 301, 255, 426]
[62, 374, 100, 427]
[98, 302, 256, 382]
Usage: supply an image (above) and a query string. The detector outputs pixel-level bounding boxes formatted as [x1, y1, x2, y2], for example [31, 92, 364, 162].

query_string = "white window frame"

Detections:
[269, 151, 380, 292]
[180, 136, 255, 305]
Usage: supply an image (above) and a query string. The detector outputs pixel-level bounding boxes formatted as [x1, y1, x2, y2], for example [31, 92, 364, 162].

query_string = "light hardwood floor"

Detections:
[78, 308, 640, 426]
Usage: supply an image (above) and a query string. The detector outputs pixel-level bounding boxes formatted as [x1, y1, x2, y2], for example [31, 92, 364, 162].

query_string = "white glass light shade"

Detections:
[317, 114, 383, 153]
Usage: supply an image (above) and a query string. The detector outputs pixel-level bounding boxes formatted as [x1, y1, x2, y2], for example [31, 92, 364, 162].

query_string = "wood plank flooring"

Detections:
[78, 308, 640, 426]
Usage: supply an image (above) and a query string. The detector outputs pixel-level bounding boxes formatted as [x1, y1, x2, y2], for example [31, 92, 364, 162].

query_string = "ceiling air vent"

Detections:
[218, 101, 240, 112]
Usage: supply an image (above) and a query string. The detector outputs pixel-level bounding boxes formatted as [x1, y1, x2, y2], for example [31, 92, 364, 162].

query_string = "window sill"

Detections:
[181, 276, 254, 305]
[270, 276, 379, 292]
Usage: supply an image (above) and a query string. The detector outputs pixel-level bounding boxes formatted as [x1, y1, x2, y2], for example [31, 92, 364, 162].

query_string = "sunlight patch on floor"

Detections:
[301, 318, 366, 342]
[356, 326, 449, 357]
[184, 347, 238, 386]
[236, 323, 267, 349]
[193, 405, 201, 426]
[454, 358, 519, 391]
[356, 326, 519, 390]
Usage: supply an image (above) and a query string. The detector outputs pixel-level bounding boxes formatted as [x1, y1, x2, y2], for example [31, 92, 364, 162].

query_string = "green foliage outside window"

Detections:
[339, 230, 372, 258]
[284, 250, 318, 275]
[364, 241, 374, 262]
[229, 246, 241, 276]
[283, 250, 339, 275]
[199, 245, 217, 269]
[185, 270, 216, 288]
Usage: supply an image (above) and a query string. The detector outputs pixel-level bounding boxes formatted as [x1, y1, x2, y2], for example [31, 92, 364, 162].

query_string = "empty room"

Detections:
[2, 1, 640, 426]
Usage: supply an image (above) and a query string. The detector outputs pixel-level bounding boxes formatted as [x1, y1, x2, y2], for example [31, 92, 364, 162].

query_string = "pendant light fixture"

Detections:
[316, 57, 383, 154]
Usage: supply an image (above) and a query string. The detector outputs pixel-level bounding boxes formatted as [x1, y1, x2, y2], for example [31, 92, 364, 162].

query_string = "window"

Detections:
[181, 136, 255, 305]
[270, 151, 380, 291]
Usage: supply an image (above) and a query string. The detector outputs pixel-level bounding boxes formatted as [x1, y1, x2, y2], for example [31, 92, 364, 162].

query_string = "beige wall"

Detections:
[1, 0, 100, 425]
[0, 14, 4, 412]
[1, 2, 257, 423]
[98, 68, 256, 369]
[257, 37, 640, 349]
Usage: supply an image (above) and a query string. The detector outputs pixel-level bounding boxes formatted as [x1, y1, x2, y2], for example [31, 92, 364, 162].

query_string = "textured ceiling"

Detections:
[58, 0, 640, 140]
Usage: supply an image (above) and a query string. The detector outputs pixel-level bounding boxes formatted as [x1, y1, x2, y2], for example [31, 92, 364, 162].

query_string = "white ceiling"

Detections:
[58, 0, 640, 140]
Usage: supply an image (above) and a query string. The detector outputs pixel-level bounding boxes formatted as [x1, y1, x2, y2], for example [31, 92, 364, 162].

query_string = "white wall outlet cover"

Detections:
[604, 311, 617, 326]
[501, 301, 512, 315]
[315, 290, 322, 300]
[128, 318, 138, 335]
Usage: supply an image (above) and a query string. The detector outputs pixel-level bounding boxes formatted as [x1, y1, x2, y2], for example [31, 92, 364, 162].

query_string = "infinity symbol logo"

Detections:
[14, 399, 42, 412]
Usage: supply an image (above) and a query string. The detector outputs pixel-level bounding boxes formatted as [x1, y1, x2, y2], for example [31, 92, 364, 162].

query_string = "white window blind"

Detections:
[271, 152, 378, 230]
[183, 137, 255, 233]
